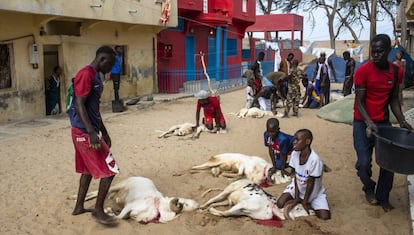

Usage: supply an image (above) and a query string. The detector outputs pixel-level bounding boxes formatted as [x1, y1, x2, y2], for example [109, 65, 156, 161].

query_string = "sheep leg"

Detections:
[209, 204, 245, 217]
[200, 190, 232, 209]
[220, 172, 244, 179]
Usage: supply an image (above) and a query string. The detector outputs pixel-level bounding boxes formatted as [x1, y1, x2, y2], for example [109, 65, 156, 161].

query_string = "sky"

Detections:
[273, 8, 395, 41]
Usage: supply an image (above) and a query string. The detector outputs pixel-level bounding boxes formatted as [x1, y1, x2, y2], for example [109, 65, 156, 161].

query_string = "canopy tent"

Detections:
[245, 14, 304, 63]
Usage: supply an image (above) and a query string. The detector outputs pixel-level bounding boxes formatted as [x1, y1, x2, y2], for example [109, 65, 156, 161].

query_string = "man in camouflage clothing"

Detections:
[284, 60, 304, 117]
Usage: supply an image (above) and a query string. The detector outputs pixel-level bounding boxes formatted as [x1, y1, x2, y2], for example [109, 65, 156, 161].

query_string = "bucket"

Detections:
[373, 126, 414, 174]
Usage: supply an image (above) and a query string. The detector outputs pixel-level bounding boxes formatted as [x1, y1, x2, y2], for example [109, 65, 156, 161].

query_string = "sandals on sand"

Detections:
[365, 192, 394, 212]
[365, 192, 378, 205]
[92, 213, 119, 226]
[379, 202, 394, 212]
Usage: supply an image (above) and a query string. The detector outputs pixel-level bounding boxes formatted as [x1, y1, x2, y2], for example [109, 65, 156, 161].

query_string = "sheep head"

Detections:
[169, 198, 184, 214]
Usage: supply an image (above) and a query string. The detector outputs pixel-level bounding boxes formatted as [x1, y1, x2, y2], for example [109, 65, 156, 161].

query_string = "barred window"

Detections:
[0, 44, 12, 89]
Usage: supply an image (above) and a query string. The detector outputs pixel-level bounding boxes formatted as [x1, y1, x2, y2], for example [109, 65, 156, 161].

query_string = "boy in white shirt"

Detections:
[276, 129, 331, 220]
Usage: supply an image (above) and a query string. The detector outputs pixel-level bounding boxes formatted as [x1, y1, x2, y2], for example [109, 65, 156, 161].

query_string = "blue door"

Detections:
[185, 35, 196, 81]
[207, 37, 216, 80]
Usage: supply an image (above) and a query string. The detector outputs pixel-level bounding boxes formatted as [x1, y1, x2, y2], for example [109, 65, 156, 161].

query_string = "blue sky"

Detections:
[274, 8, 395, 41]
[303, 14, 394, 41]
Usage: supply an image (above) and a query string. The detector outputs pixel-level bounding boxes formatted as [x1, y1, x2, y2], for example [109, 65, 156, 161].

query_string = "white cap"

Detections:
[194, 90, 210, 100]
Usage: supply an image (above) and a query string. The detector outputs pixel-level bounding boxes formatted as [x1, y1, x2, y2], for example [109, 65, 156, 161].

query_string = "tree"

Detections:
[279, 0, 340, 53]
[255, 0, 399, 51]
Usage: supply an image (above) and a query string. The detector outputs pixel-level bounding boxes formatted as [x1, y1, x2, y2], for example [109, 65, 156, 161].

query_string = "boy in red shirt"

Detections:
[195, 90, 226, 132]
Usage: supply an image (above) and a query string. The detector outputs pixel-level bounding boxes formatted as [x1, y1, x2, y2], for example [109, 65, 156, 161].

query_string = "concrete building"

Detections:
[0, 0, 176, 122]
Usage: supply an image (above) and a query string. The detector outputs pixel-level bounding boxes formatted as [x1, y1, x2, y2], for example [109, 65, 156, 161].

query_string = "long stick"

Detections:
[200, 52, 214, 95]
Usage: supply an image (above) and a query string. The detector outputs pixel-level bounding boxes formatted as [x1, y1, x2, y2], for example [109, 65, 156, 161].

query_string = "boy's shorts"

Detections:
[71, 127, 119, 179]
[204, 113, 225, 126]
[283, 182, 330, 210]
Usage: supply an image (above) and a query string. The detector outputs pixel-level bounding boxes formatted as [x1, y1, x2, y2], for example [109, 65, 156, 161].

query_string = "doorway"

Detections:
[185, 35, 196, 81]
[43, 45, 61, 115]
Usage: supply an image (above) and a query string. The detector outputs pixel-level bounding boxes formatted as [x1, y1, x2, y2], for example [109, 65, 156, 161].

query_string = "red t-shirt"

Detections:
[74, 66, 97, 97]
[353, 61, 403, 122]
[69, 66, 102, 133]
[197, 96, 224, 118]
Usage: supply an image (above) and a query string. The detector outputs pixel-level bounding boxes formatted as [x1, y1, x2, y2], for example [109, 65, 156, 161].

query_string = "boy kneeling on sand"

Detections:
[276, 129, 331, 220]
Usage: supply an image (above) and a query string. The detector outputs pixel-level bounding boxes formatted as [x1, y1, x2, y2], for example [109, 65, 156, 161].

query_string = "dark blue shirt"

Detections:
[264, 131, 294, 157]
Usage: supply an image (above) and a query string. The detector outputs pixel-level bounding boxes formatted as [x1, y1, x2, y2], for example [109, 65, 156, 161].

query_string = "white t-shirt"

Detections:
[287, 149, 325, 201]
[246, 86, 254, 100]
[258, 97, 271, 111]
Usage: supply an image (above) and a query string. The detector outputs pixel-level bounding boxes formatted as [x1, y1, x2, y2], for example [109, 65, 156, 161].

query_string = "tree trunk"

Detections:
[369, 0, 378, 58]
[328, 13, 336, 52]
[400, 0, 408, 48]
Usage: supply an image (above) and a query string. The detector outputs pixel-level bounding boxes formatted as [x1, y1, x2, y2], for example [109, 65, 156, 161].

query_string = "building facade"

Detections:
[156, 0, 256, 93]
[0, 0, 176, 122]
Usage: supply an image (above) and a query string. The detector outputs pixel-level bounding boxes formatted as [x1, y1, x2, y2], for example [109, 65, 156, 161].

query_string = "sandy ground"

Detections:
[0, 84, 411, 235]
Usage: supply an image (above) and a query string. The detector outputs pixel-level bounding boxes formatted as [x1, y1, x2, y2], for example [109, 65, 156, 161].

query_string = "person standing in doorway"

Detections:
[45, 66, 62, 115]
[69, 45, 120, 225]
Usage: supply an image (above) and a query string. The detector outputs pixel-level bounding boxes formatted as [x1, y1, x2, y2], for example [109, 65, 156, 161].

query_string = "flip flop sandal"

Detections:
[92, 214, 119, 226]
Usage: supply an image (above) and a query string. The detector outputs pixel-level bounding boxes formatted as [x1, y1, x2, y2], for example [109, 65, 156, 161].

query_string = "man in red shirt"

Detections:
[195, 90, 226, 131]
[353, 34, 412, 212]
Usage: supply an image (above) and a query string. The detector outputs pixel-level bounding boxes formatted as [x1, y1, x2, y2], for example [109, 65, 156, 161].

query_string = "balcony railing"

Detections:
[157, 64, 252, 93]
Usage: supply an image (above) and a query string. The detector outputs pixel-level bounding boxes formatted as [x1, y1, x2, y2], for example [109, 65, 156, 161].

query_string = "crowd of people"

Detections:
[241, 49, 343, 119]
[67, 34, 411, 227]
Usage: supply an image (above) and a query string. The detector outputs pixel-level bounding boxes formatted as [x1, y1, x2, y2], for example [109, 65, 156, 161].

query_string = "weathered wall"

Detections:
[0, 12, 45, 122]
[0, 10, 163, 122]
[0, 0, 178, 27]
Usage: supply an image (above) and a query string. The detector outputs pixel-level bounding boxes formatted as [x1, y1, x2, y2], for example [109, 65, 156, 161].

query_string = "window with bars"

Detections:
[0, 44, 12, 89]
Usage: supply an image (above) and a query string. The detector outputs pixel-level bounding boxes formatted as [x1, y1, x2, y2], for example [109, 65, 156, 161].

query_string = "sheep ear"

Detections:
[169, 198, 184, 213]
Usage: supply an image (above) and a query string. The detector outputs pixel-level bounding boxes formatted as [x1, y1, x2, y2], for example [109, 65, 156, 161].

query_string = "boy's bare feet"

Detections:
[92, 211, 119, 226]
[72, 207, 94, 215]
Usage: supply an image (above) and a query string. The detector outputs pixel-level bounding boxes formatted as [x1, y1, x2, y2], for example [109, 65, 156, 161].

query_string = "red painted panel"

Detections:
[196, 0, 234, 25]
[178, 0, 203, 12]
[232, 0, 256, 23]
[212, 0, 233, 17]
[246, 14, 303, 32]
[157, 30, 186, 70]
